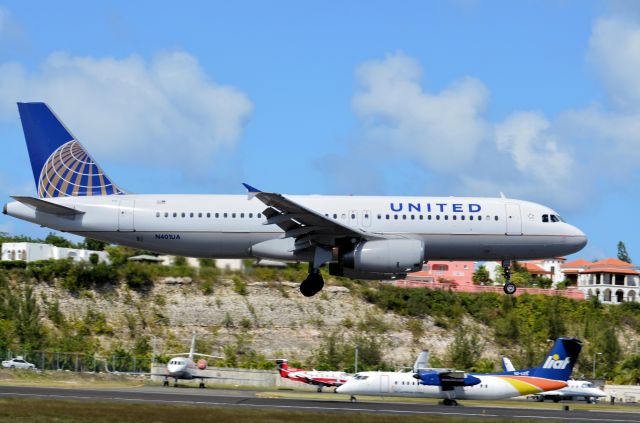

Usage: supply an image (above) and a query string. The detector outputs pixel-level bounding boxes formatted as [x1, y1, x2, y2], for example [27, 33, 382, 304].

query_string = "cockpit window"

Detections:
[353, 374, 369, 380]
[542, 214, 549, 223]
[550, 215, 560, 222]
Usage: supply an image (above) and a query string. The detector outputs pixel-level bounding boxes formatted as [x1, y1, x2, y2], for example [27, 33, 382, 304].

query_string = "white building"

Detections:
[157, 255, 244, 271]
[1, 242, 109, 263]
[567, 258, 640, 304]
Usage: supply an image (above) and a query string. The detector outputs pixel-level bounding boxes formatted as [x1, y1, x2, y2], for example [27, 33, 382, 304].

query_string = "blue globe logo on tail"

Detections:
[17, 102, 124, 198]
[38, 140, 123, 198]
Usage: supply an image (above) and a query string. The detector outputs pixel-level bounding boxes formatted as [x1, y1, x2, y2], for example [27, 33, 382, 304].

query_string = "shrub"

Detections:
[121, 262, 152, 289]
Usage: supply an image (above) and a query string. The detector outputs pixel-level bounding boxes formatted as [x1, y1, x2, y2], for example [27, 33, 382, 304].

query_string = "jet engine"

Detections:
[342, 239, 424, 274]
[197, 359, 207, 370]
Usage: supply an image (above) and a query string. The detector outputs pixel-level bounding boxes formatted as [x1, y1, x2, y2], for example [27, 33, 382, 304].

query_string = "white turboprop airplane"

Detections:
[336, 338, 583, 406]
[501, 357, 606, 403]
[3, 103, 588, 296]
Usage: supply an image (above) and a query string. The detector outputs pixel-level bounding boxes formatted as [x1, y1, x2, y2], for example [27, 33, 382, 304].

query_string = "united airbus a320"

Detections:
[4, 103, 588, 296]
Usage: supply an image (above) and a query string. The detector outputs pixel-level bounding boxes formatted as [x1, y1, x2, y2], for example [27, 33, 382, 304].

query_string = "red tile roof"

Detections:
[520, 262, 553, 275]
[561, 259, 591, 268]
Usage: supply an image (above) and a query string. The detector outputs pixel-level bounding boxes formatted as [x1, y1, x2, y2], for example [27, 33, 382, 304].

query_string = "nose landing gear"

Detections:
[502, 260, 516, 295]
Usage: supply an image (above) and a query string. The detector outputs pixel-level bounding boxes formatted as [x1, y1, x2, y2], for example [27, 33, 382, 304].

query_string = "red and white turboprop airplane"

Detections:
[276, 359, 352, 392]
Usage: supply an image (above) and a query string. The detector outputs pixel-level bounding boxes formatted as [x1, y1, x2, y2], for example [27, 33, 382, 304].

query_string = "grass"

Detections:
[0, 369, 143, 388]
[0, 398, 560, 423]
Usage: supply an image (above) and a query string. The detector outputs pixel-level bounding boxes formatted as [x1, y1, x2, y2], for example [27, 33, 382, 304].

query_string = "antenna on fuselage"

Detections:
[500, 192, 507, 199]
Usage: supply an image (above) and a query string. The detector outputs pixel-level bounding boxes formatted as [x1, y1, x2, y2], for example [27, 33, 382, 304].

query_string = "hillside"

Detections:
[1, 256, 639, 383]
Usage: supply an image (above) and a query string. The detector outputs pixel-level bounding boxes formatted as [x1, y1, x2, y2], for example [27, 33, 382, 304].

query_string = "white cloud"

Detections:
[495, 112, 574, 188]
[352, 53, 489, 173]
[589, 17, 640, 111]
[0, 51, 253, 173]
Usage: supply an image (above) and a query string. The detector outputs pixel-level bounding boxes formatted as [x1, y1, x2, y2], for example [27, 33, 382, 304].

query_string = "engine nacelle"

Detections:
[197, 359, 208, 370]
[342, 239, 424, 274]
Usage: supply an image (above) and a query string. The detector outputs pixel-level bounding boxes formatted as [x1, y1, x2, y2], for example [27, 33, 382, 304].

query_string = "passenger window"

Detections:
[240, 213, 244, 218]
[486, 215, 490, 220]
[364, 214, 369, 219]
[207, 213, 211, 218]
[428, 215, 432, 220]
[478, 215, 482, 221]
[156, 212, 160, 217]
[377, 214, 381, 219]
[181, 212, 186, 218]
[173, 212, 177, 217]
[257, 213, 262, 218]
[444, 215, 449, 220]
[461, 215, 465, 220]
[190, 212, 194, 218]
[402, 215, 406, 220]
[351, 213, 355, 219]
[494, 216, 499, 221]
[198, 213, 202, 218]
[164, 212, 169, 217]
[542, 214, 549, 222]
[411, 215, 415, 220]
[215, 213, 219, 218]
[394, 215, 398, 220]
[232, 213, 236, 218]
[249, 213, 253, 218]
[419, 215, 423, 220]
[224, 213, 228, 218]
[436, 215, 440, 220]
[452, 215, 457, 220]
[386, 214, 390, 220]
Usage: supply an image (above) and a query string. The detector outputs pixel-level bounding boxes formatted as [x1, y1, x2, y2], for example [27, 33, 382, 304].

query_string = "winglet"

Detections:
[242, 183, 261, 199]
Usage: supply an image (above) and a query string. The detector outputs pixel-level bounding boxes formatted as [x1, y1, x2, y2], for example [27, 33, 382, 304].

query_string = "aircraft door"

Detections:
[505, 203, 522, 235]
[118, 199, 135, 232]
[380, 375, 390, 393]
[362, 210, 371, 227]
[349, 210, 359, 227]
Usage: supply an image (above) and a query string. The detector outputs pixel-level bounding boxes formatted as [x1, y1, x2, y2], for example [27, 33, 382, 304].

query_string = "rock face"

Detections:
[32, 279, 464, 367]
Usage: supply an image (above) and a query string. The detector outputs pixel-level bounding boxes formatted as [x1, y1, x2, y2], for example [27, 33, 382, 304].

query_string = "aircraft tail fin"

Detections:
[514, 338, 582, 381]
[188, 332, 196, 360]
[17, 102, 124, 198]
[275, 359, 289, 378]
[502, 357, 516, 372]
[413, 350, 430, 372]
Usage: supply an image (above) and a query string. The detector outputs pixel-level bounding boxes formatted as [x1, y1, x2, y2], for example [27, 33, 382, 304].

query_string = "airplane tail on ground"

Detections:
[275, 359, 290, 378]
[500, 338, 582, 381]
[502, 357, 516, 372]
[188, 332, 196, 360]
[16, 102, 124, 198]
[413, 350, 430, 372]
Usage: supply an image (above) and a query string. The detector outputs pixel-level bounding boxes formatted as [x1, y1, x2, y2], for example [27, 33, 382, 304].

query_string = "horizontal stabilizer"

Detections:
[11, 196, 84, 216]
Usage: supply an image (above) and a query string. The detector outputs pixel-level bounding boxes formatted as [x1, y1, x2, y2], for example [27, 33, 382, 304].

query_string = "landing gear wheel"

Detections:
[317, 386, 323, 393]
[443, 398, 458, 406]
[163, 380, 169, 387]
[199, 382, 205, 389]
[300, 272, 324, 297]
[350, 395, 357, 403]
[503, 282, 517, 295]
[174, 381, 178, 387]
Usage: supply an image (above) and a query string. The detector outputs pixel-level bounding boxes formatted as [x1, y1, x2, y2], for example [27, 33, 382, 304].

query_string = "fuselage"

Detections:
[4, 194, 587, 261]
[166, 356, 199, 380]
[335, 371, 567, 400]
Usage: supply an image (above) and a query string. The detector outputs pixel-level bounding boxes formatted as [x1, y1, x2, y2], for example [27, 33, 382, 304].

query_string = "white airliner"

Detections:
[3, 103, 587, 296]
[502, 357, 605, 403]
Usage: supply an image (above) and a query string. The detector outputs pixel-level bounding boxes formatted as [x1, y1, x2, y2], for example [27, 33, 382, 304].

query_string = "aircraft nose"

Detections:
[567, 226, 587, 252]
[335, 385, 345, 394]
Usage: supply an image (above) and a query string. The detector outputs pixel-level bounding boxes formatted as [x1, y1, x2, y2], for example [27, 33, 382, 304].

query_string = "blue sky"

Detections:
[0, 1, 638, 262]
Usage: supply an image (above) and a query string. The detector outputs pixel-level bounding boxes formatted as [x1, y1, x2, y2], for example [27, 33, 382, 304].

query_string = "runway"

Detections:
[0, 385, 639, 422]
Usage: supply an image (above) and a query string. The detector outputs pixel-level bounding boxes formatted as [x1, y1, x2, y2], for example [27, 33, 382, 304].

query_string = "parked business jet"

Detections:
[3, 103, 588, 296]
[502, 357, 605, 403]
[336, 338, 582, 406]
[276, 359, 351, 392]
[157, 332, 222, 388]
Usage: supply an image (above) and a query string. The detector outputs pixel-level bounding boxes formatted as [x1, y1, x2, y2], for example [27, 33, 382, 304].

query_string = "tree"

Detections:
[45, 233, 74, 248]
[472, 265, 491, 285]
[84, 237, 108, 251]
[617, 241, 632, 263]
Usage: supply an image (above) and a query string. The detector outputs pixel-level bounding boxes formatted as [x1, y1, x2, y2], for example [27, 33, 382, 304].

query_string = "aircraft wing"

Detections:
[243, 183, 384, 251]
[11, 196, 85, 216]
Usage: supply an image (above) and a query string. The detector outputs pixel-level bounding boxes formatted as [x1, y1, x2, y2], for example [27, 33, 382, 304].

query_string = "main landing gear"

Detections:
[502, 259, 516, 295]
[199, 380, 206, 389]
[163, 378, 169, 387]
[442, 398, 459, 406]
[300, 269, 324, 297]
